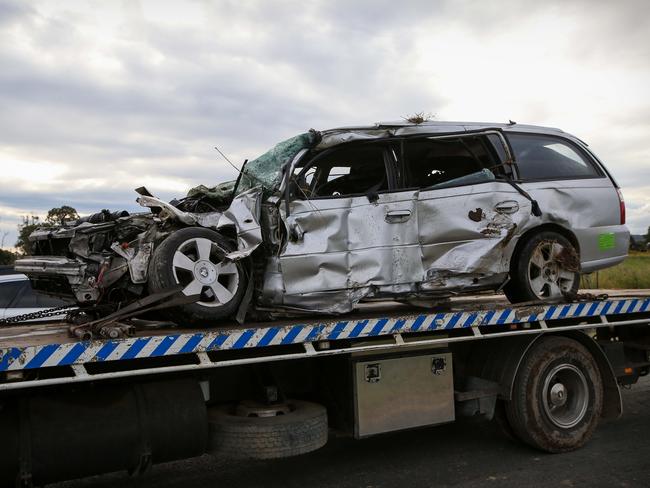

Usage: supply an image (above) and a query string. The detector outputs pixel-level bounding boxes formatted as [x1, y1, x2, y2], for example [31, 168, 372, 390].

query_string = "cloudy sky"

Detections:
[1, 0, 649, 249]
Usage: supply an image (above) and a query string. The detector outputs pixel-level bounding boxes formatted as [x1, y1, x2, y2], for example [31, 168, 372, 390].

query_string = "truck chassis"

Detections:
[1, 292, 650, 486]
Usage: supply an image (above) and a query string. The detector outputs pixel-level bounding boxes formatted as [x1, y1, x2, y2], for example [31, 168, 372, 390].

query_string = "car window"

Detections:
[0, 281, 25, 307]
[402, 135, 503, 189]
[507, 133, 600, 180]
[296, 144, 390, 198]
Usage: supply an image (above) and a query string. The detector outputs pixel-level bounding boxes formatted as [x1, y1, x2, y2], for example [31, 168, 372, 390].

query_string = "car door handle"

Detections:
[494, 200, 520, 214]
[385, 210, 412, 223]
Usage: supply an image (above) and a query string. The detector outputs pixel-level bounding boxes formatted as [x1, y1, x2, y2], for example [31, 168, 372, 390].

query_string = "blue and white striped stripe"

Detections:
[1, 297, 649, 372]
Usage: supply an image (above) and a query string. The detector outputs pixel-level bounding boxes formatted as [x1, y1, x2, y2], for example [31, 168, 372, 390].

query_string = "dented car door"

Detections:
[404, 132, 532, 290]
[279, 143, 423, 299]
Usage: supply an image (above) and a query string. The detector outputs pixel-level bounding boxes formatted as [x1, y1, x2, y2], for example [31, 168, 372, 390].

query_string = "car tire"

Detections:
[504, 231, 579, 303]
[208, 400, 328, 459]
[504, 336, 603, 452]
[148, 227, 247, 326]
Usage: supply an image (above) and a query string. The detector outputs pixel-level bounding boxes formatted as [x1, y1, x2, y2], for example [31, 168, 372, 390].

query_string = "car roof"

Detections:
[316, 120, 583, 150]
[331, 120, 566, 134]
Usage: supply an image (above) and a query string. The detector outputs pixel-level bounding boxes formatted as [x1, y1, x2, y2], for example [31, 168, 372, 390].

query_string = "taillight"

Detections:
[617, 188, 626, 225]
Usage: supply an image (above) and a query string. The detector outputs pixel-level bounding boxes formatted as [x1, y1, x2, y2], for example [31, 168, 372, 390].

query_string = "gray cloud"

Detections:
[0, 0, 649, 249]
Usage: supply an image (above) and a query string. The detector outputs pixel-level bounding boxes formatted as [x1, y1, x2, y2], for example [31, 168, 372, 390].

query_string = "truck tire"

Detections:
[504, 231, 579, 303]
[148, 227, 247, 326]
[505, 336, 603, 452]
[494, 399, 522, 443]
[208, 400, 328, 459]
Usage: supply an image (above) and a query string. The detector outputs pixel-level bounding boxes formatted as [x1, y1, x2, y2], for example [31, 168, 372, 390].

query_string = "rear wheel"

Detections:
[505, 231, 579, 303]
[505, 336, 603, 452]
[148, 227, 247, 326]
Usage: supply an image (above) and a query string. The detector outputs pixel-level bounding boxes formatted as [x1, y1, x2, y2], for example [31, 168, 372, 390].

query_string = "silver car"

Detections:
[15, 121, 629, 325]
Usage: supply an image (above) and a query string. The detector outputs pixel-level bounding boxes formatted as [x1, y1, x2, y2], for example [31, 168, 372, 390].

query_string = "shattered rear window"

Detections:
[237, 131, 318, 194]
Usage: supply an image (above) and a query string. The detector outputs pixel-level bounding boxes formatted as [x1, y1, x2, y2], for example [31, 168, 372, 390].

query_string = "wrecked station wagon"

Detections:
[15, 121, 630, 326]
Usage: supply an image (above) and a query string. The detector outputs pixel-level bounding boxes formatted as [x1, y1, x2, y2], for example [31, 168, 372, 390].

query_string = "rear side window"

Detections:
[403, 135, 505, 189]
[508, 134, 600, 180]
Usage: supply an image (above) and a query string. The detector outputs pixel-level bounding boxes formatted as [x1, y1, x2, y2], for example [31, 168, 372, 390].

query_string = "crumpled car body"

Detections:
[15, 121, 629, 323]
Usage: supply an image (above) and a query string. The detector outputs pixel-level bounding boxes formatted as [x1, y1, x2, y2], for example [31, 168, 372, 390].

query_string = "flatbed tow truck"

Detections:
[2, 290, 650, 487]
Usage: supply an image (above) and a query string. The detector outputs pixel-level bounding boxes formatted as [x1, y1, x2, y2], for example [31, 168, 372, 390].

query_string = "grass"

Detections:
[581, 252, 650, 289]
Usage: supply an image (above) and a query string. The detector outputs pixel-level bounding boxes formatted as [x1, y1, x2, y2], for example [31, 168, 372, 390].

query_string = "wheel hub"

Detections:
[194, 260, 217, 284]
[527, 240, 576, 299]
[235, 400, 292, 418]
[171, 236, 240, 307]
[549, 382, 567, 407]
[542, 364, 589, 429]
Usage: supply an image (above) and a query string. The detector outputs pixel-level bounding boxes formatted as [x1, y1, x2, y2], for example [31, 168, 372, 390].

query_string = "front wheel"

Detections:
[148, 227, 247, 326]
[505, 231, 579, 303]
[505, 336, 603, 452]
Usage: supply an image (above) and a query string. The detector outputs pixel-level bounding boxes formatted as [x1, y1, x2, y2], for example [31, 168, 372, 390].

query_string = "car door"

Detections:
[402, 132, 532, 289]
[279, 142, 424, 297]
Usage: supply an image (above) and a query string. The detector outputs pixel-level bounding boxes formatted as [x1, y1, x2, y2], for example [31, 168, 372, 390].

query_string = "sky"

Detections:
[1, 0, 649, 249]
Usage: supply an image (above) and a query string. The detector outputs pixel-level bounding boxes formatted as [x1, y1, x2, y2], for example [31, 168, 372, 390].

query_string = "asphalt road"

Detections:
[53, 376, 650, 488]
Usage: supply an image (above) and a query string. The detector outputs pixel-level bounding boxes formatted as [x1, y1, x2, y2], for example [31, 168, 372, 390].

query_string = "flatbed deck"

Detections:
[1, 290, 649, 383]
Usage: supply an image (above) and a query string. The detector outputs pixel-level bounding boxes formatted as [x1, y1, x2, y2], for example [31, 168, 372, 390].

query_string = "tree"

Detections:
[0, 249, 16, 265]
[45, 206, 79, 226]
[15, 206, 79, 255]
[15, 215, 41, 255]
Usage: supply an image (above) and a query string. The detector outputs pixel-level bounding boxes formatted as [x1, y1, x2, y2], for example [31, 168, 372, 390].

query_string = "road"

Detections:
[55, 376, 650, 488]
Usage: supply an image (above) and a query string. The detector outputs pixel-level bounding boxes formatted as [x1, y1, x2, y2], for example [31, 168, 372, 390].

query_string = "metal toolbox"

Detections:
[353, 351, 455, 437]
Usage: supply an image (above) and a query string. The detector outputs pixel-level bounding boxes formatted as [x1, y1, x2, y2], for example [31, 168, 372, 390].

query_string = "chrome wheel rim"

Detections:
[527, 241, 577, 299]
[542, 364, 589, 429]
[171, 237, 239, 307]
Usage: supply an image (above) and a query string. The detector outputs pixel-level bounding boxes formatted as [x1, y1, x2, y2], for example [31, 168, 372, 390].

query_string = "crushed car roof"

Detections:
[316, 120, 578, 150]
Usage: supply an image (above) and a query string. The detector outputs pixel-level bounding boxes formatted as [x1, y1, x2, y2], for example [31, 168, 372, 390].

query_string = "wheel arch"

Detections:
[510, 223, 581, 271]
[466, 331, 621, 420]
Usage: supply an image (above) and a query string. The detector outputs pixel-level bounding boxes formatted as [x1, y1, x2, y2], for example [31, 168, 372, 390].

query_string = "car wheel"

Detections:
[504, 336, 603, 452]
[505, 231, 579, 303]
[148, 227, 247, 326]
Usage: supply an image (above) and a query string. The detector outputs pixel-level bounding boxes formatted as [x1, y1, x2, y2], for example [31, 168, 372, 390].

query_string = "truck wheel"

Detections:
[148, 227, 247, 326]
[505, 231, 579, 303]
[208, 400, 328, 459]
[505, 336, 603, 452]
[494, 399, 522, 443]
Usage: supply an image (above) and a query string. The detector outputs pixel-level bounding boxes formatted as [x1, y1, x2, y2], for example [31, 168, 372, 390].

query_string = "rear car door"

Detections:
[402, 132, 532, 290]
[279, 142, 424, 297]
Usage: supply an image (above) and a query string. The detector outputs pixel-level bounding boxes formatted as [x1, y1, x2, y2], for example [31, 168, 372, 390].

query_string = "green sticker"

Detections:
[598, 232, 615, 251]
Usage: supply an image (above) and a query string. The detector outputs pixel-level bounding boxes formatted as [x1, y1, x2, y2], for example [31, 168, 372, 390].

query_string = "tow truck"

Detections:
[1, 290, 650, 487]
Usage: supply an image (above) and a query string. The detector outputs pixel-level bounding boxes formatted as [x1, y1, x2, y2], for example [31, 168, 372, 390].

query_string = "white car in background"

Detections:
[0, 272, 73, 323]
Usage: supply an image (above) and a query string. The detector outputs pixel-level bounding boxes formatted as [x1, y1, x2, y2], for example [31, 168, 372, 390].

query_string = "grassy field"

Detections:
[581, 252, 650, 289]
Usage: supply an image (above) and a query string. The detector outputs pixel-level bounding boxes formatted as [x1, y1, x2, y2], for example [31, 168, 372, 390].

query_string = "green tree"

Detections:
[15, 206, 79, 255]
[0, 249, 16, 265]
[15, 215, 41, 255]
[45, 206, 79, 226]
